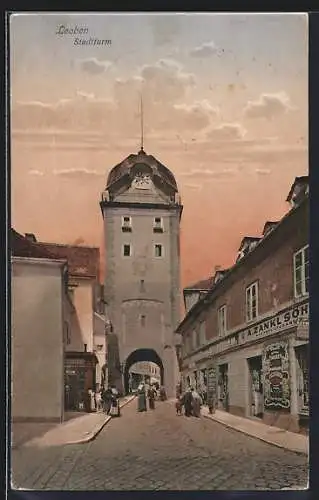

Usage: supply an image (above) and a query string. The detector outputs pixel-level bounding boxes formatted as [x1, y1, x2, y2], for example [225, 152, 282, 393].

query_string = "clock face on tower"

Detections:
[132, 171, 152, 189]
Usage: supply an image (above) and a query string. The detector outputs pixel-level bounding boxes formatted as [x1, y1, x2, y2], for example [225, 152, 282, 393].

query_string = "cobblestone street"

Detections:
[11, 399, 308, 491]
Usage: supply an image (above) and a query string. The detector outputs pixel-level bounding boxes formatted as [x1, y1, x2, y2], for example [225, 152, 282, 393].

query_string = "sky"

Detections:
[10, 12, 308, 287]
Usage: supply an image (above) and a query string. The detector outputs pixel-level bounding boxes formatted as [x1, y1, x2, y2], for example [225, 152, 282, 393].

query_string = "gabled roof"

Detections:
[262, 221, 278, 236]
[214, 269, 229, 283]
[184, 276, 214, 291]
[35, 242, 100, 279]
[175, 191, 308, 335]
[286, 176, 309, 203]
[11, 229, 56, 260]
[238, 236, 261, 252]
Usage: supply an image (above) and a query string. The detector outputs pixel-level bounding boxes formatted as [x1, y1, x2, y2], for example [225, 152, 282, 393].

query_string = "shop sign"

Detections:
[206, 362, 218, 407]
[243, 301, 308, 343]
[263, 341, 290, 410]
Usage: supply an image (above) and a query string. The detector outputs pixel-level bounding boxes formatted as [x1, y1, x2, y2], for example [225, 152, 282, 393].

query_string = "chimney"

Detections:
[25, 233, 37, 243]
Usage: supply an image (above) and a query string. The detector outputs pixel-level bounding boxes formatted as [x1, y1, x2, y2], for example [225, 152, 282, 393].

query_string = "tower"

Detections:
[100, 148, 182, 397]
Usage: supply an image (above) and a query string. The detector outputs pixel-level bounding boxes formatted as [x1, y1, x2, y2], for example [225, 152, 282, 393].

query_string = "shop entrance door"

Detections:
[218, 364, 229, 412]
[248, 356, 263, 418]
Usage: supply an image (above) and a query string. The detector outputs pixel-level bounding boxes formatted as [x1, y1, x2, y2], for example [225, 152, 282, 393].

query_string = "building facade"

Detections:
[176, 177, 309, 433]
[34, 239, 104, 411]
[128, 361, 161, 390]
[11, 230, 108, 416]
[100, 148, 182, 397]
[11, 231, 69, 422]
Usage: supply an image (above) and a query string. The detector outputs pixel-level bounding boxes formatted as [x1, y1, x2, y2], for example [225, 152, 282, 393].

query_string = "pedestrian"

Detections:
[137, 383, 147, 412]
[183, 387, 193, 417]
[96, 390, 103, 412]
[159, 385, 167, 401]
[88, 389, 96, 412]
[147, 386, 156, 410]
[175, 395, 182, 415]
[191, 388, 202, 417]
[110, 392, 121, 417]
[102, 386, 113, 414]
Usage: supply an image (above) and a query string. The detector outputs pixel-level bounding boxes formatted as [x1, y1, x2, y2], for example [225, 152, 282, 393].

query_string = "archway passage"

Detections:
[123, 348, 164, 395]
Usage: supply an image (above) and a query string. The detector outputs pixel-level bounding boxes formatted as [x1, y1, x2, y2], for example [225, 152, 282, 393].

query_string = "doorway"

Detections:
[218, 364, 229, 411]
[248, 356, 263, 418]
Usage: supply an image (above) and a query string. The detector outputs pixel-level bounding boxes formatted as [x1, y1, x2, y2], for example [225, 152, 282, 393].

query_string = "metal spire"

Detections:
[139, 93, 145, 154]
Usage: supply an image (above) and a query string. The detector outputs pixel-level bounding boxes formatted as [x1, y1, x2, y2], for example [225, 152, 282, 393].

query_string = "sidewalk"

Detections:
[202, 406, 308, 456]
[23, 395, 136, 448]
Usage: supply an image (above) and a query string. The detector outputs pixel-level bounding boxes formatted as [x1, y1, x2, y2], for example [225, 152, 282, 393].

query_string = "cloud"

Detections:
[244, 92, 295, 119]
[183, 183, 203, 191]
[189, 41, 218, 58]
[205, 123, 246, 141]
[136, 59, 196, 104]
[255, 168, 271, 176]
[180, 168, 237, 179]
[12, 92, 116, 131]
[53, 168, 105, 179]
[28, 169, 44, 176]
[77, 58, 113, 75]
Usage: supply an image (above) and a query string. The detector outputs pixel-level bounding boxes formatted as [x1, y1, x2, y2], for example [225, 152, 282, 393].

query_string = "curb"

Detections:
[202, 413, 308, 457]
[67, 395, 136, 446]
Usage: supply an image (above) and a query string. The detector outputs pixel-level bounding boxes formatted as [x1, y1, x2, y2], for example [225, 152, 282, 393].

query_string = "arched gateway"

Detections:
[123, 348, 164, 394]
[100, 148, 182, 398]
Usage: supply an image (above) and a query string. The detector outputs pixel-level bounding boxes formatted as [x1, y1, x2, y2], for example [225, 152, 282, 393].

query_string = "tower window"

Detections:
[140, 315, 146, 327]
[123, 244, 131, 257]
[154, 244, 163, 258]
[122, 216, 132, 232]
[140, 279, 145, 292]
[153, 217, 163, 233]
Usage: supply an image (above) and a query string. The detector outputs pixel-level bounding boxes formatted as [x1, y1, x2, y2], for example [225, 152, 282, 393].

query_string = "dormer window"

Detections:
[286, 176, 309, 208]
[122, 216, 132, 232]
[153, 217, 164, 233]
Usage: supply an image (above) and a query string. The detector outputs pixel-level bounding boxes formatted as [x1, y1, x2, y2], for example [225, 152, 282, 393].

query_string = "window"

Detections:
[140, 279, 145, 293]
[154, 244, 163, 258]
[218, 305, 227, 336]
[153, 217, 164, 233]
[123, 244, 131, 257]
[246, 282, 258, 322]
[140, 315, 146, 327]
[122, 216, 132, 232]
[294, 245, 309, 298]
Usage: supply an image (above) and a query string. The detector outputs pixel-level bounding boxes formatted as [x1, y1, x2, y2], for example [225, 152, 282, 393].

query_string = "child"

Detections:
[175, 396, 182, 415]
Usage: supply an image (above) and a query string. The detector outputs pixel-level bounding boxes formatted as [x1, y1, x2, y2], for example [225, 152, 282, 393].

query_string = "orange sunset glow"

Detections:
[10, 12, 308, 287]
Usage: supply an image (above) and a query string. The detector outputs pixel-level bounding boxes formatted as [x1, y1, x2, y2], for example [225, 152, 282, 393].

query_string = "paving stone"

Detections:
[11, 399, 308, 491]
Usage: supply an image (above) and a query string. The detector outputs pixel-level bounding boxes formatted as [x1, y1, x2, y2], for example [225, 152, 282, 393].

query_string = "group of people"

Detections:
[136, 383, 167, 412]
[175, 387, 203, 417]
[88, 386, 120, 416]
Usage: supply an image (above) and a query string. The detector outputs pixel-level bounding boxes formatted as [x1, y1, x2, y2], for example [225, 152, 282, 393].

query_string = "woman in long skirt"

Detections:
[192, 389, 202, 417]
[147, 387, 156, 410]
[137, 384, 147, 412]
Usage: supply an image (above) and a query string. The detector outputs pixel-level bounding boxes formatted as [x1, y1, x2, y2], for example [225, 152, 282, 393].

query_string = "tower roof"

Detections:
[106, 149, 178, 191]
